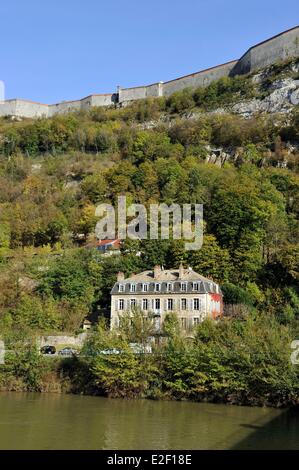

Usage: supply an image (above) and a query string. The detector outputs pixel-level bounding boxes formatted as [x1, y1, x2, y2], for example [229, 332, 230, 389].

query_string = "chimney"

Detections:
[154, 265, 161, 279]
[117, 271, 125, 282]
[179, 263, 184, 279]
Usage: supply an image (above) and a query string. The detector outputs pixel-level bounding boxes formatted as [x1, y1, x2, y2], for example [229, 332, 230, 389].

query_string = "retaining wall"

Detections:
[38, 333, 87, 349]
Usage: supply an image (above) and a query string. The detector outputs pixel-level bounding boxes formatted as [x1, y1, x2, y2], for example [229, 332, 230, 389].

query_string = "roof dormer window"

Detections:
[142, 283, 149, 292]
[119, 284, 125, 292]
[180, 282, 187, 292]
[166, 282, 172, 292]
[193, 282, 199, 291]
[155, 283, 161, 292]
[130, 283, 136, 293]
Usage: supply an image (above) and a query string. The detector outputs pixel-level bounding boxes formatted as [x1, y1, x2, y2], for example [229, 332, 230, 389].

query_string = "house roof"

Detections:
[98, 239, 121, 248]
[111, 267, 221, 295]
[123, 267, 214, 282]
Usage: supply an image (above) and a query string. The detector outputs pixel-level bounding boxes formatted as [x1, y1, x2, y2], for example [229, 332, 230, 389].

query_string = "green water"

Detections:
[0, 392, 298, 449]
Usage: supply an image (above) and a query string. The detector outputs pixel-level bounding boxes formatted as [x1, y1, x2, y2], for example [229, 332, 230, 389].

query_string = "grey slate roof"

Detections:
[111, 268, 220, 295]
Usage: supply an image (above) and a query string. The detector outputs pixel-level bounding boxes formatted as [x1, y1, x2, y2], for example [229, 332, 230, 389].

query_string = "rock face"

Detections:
[205, 146, 234, 166]
[232, 78, 299, 118]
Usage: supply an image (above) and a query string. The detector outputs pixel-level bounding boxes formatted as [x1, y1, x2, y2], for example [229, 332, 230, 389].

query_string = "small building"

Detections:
[97, 239, 121, 255]
[82, 319, 92, 331]
[110, 264, 223, 330]
[85, 238, 122, 255]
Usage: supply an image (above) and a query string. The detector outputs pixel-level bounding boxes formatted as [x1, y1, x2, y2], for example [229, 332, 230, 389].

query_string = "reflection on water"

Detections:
[0, 392, 298, 449]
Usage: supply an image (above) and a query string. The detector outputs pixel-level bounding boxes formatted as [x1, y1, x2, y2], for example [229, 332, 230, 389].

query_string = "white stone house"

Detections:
[110, 264, 223, 330]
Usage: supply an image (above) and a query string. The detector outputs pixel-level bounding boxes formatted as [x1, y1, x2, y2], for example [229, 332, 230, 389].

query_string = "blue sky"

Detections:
[1, 0, 298, 103]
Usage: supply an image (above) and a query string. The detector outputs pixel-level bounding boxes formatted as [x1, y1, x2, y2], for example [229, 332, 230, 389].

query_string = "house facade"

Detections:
[110, 265, 223, 330]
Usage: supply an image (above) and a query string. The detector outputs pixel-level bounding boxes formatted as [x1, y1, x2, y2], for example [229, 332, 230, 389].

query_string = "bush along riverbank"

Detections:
[1, 312, 299, 408]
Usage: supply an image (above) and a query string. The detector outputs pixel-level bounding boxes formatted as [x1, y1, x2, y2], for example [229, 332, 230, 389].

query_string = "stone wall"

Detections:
[118, 85, 148, 102]
[48, 94, 115, 117]
[91, 94, 117, 107]
[0, 100, 17, 116]
[15, 100, 48, 118]
[231, 26, 299, 76]
[118, 82, 163, 103]
[117, 62, 237, 104]
[0, 94, 114, 118]
[0, 99, 48, 118]
[162, 61, 238, 97]
[1, 26, 298, 118]
[38, 333, 87, 349]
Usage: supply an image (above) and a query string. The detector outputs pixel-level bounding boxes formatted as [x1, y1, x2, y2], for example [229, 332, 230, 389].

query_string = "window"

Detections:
[130, 283, 136, 293]
[130, 299, 136, 308]
[181, 282, 187, 292]
[193, 282, 199, 291]
[166, 283, 172, 292]
[118, 284, 125, 292]
[155, 299, 160, 310]
[181, 317, 187, 329]
[142, 283, 149, 292]
[193, 298, 202, 310]
[142, 299, 148, 310]
[193, 317, 200, 326]
[155, 283, 161, 292]
[118, 299, 124, 310]
[167, 299, 173, 310]
[181, 298, 187, 310]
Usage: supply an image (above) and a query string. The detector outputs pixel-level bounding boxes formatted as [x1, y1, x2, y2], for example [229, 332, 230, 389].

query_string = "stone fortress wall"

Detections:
[1, 26, 298, 118]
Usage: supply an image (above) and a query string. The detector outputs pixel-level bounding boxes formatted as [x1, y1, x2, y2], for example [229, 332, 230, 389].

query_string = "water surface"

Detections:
[0, 392, 298, 449]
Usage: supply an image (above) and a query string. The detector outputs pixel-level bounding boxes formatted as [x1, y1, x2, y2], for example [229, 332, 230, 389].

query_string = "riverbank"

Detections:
[1, 314, 298, 408]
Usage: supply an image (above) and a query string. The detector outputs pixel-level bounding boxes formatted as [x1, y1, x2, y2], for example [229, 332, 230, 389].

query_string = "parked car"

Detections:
[40, 345, 56, 355]
[98, 348, 122, 355]
[58, 348, 78, 357]
[129, 343, 152, 354]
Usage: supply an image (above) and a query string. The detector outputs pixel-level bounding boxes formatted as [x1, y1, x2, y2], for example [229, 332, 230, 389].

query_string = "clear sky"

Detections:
[1, 0, 298, 103]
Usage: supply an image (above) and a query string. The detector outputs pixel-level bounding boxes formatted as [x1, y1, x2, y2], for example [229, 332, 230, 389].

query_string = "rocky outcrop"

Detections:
[232, 78, 299, 118]
[205, 146, 235, 166]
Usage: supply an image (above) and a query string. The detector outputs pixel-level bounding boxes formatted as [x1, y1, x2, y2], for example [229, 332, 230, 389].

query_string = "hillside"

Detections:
[0, 58, 299, 401]
[0, 57, 299, 293]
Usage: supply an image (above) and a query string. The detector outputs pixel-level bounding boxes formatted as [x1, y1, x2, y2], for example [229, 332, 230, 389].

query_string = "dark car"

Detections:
[40, 345, 56, 355]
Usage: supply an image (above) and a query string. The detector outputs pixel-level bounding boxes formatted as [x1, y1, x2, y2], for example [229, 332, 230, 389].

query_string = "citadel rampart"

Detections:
[231, 26, 299, 75]
[1, 26, 298, 118]
[162, 60, 238, 96]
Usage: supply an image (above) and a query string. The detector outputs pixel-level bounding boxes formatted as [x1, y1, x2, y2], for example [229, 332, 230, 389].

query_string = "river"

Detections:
[0, 392, 298, 449]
